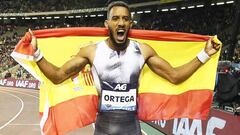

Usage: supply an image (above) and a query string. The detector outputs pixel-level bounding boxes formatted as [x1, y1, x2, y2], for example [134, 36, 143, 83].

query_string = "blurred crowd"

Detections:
[0, 2, 239, 82]
[0, 25, 28, 79]
[0, 0, 96, 13]
[0, 25, 19, 75]
[137, 4, 233, 44]
[0, 0, 156, 13]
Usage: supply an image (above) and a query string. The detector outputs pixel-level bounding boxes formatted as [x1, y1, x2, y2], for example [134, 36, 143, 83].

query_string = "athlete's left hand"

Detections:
[204, 37, 221, 56]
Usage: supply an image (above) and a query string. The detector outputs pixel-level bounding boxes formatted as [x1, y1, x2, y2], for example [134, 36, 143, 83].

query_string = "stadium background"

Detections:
[0, 0, 239, 135]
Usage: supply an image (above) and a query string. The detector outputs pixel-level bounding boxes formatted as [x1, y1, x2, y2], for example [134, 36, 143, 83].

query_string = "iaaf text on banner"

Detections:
[148, 108, 240, 135]
[0, 78, 40, 89]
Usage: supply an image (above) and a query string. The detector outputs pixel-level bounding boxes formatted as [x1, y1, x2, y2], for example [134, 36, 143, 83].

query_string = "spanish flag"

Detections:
[11, 27, 221, 135]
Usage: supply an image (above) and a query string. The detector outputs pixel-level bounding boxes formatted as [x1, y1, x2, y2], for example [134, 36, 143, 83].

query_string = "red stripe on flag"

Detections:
[89, 72, 94, 86]
[138, 90, 213, 121]
[86, 73, 93, 86]
[31, 27, 209, 42]
[14, 39, 34, 56]
[83, 73, 88, 86]
[85, 73, 91, 86]
[82, 73, 88, 85]
[42, 95, 98, 135]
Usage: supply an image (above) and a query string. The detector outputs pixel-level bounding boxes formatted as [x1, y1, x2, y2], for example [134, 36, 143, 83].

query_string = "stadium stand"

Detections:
[0, 1, 237, 76]
[0, 0, 158, 13]
[0, 0, 239, 113]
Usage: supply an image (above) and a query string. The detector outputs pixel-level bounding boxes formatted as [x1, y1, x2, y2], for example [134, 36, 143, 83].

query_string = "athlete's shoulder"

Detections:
[77, 43, 96, 57]
[138, 42, 156, 60]
[129, 39, 149, 48]
[75, 43, 97, 64]
[129, 39, 140, 45]
[80, 43, 97, 51]
[83, 43, 97, 50]
[138, 42, 154, 52]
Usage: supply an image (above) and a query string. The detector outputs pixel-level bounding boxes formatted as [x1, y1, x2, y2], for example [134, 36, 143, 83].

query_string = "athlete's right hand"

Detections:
[28, 29, 38, 52]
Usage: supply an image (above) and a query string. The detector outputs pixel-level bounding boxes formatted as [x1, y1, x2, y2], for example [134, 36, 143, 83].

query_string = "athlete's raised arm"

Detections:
[29, 29, 94, 84]
[141, 38, 220, 84]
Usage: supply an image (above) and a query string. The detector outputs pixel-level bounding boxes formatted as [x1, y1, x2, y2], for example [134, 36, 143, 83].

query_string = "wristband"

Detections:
[197, 49, 210, 63]
[34, 48, 43, 62]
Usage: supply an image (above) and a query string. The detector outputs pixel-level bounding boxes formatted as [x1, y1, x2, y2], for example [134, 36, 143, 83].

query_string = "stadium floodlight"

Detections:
[226, 1, 234, 4]
[196, 5, 204, 8]
[46, 17, 52, 19]
[85, 15, 88, 17]
[157, 10, 159, 12]
[32, 17, 38, 20]
[75, 16, 81, 18]
[97, 14, 104, 17]
[170, 8, 177, 11]
[161, 9, 169, 12]
[25, 17, 31, 20]
[188, 6, 195, 9]
[216, 2, 225, 5]
[181, 7, 186, 9]
[211, 3, 215, 6]
[10, 17, 16, 20]
[137, 11, 143, 14]
[68, 16, 74, 18]
[144, 10, 151, 13]
[131, 12, 135, 15]
[90, 15, 96, 17]
[41, 17, 45, 19]
[54, 16, 60, 19]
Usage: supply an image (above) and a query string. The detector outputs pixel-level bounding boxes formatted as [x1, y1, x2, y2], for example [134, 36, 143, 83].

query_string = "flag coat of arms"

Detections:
[11, 27, 221, 135]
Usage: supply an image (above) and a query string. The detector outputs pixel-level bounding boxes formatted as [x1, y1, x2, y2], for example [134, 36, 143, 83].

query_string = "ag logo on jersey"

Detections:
[114, 84, 127, 91]
[102, 82, 129, 91]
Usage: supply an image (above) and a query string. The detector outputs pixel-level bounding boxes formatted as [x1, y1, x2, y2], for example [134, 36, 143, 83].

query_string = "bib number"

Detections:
[100, 82, 137, 112]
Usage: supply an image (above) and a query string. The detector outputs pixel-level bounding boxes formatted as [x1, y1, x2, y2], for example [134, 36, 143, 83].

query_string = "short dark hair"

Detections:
[107, 1, 131, 19]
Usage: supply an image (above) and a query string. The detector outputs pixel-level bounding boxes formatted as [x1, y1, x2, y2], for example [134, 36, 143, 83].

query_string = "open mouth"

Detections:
[116, 29, 125, 41]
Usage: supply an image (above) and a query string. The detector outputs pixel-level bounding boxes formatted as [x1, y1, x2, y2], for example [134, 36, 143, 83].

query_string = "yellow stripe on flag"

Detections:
[137, 39, 220, 94]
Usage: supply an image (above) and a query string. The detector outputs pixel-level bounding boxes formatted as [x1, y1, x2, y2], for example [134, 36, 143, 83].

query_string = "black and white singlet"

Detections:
[92, 40, 145, 135]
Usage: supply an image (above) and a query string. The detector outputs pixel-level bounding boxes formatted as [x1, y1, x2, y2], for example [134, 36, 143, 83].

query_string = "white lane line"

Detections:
[0, 91, 24, 130]
[13, 89, 39, 94]
[141, 129, 148, 135]
[1, 88, 148, 134]
[0, 89, 39, 99]
[8, 124, 40, 126]
[12, 89, 39, 94]
[0, 87, 39, 94]
[92, 123, 95, 129]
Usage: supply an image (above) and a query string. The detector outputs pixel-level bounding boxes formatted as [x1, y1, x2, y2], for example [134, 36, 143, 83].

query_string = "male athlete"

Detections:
[29, 1, 220, 135]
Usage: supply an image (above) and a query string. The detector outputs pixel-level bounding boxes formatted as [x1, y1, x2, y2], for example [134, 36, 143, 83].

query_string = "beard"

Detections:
[108, 26, 129, 49]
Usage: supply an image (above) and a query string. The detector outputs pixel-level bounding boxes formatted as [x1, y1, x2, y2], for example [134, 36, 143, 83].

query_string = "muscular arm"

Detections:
[37, 45, 95, 84]
[145, 47, 202, 84]
[140, 41, 218, 84]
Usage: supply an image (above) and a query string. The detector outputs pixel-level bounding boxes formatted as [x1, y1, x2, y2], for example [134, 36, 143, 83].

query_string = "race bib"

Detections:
[100, 81, 137, 112]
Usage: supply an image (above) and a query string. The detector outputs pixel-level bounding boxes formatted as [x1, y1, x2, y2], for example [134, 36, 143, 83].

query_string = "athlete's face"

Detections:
[105, 6, 133, 47]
